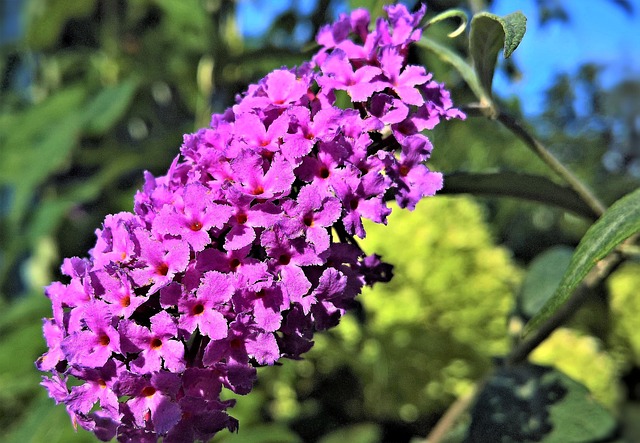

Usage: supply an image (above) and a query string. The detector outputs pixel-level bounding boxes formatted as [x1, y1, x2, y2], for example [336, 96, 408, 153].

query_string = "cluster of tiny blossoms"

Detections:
[37, 4, 463, 442]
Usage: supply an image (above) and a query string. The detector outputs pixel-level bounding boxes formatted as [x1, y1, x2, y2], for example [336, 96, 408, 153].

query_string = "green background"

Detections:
[1, 0, 639, 441]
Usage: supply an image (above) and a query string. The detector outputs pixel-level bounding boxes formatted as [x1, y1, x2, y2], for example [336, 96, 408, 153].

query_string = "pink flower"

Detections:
[37, 4, 463, 441]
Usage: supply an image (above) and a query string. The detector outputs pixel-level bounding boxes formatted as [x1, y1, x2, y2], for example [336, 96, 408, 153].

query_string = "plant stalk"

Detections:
[496, 111, 607, 219]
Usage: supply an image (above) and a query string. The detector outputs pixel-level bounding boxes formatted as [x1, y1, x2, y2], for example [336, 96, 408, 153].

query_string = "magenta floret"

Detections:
[37, 4, 463, 442]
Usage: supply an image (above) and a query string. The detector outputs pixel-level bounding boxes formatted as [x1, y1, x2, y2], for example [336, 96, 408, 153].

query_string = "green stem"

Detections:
[421, 383, 480, 443]
[495, 111, 607, 219]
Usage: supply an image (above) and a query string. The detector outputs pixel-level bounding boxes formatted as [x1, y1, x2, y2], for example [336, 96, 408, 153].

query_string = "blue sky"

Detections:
[237, 0, 640, 116]
[492, 0, 640, 115]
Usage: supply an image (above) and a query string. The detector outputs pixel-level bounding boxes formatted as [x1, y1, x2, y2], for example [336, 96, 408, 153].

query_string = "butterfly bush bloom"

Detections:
[37, 4, 463, 442]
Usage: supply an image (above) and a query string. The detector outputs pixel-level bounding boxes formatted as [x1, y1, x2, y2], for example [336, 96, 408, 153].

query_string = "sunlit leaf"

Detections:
[469, 11, 526, 100]
[526, 187, 640, 334]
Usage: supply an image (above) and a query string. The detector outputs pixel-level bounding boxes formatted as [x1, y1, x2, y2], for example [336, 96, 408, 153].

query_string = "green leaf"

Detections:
[441, 172, 598, 220]
[417, 36, 489, 106]
[83, 76, 140, 136]
[517, 246, 574, 319]
[0, 87, 86, 292]
[468, 364, 616, 442]
[525, 187, 640, 334]
[469, 11, 526, 100]
[545, 370, 617, 442]
[0, 87, 86, 224]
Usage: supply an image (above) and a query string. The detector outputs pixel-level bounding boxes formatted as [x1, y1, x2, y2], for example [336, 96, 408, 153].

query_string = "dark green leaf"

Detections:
[500, 12, 528, 59]
[441, 172, 598, 220]
[526, 187, 640, 334]
[517, 246, 574, 319]
[469, 11, 526, 100]
[468, 364, 616, 442]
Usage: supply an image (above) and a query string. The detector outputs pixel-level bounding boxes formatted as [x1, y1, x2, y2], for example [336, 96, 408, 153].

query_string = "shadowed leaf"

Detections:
[441, 172, 597, 220]
[468, 364, 616, 442]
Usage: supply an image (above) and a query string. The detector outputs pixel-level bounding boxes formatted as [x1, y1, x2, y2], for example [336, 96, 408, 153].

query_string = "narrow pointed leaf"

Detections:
[441, 172, 598, 220]
[525, 187, 640, 334]
[469, 11, 526, 99]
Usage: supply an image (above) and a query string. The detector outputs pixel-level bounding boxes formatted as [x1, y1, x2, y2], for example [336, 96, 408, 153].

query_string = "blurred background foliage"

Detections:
[1, 0, 639, 441]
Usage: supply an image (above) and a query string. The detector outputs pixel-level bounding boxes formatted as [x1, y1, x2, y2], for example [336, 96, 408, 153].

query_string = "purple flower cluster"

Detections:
[37, 4, 463, 442]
